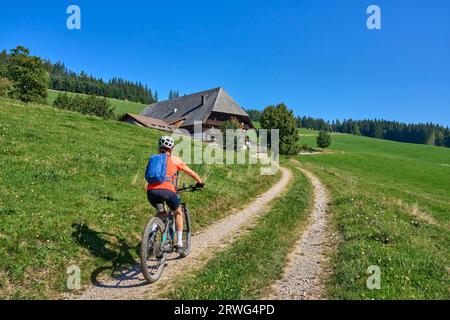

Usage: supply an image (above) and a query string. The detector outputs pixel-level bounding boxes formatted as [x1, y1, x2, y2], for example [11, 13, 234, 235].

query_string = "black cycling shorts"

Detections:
[147, 189, 181, 211]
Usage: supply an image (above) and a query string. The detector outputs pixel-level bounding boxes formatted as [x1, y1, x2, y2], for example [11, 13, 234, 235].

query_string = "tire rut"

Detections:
[267, 167, 332, 300]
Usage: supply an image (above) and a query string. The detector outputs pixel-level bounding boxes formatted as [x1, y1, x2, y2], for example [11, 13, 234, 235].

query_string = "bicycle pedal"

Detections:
[160, 242, 172, 252]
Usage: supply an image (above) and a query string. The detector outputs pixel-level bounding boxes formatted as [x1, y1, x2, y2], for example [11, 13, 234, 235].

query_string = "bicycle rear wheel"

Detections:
[140, 217, 166, 283]
[178, 204, 191, 258]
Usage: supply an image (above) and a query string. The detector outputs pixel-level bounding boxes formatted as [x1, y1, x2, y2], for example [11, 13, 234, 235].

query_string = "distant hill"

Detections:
[0, 48, 158, 104]
[247, 108, 450, 148]
[297, 128, 450, 299]
[297, 116, 450, 148]
[43, 59, 157, 104]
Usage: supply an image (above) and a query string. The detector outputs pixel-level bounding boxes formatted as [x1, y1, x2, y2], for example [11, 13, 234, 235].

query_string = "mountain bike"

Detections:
[140, 183, 203, 284]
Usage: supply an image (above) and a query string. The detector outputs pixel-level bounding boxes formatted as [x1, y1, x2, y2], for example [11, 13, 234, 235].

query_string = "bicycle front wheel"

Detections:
[140, 217, 166, 284]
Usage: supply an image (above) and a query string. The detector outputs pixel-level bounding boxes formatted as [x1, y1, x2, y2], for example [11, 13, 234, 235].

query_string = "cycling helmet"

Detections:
[158, 136, 175, 149]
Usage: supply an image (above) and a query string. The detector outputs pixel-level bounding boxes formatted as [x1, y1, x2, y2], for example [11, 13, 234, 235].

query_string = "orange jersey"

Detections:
[147, 154, 188, 193]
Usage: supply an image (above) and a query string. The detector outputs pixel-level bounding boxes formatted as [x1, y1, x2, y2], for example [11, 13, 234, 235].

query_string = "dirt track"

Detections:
[75, 167, 292, 300]
[267, 167, 332, 300]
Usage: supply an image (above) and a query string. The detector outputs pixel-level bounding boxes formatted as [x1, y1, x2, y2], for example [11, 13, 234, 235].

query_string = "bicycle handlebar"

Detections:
[177, 184, 204, 193]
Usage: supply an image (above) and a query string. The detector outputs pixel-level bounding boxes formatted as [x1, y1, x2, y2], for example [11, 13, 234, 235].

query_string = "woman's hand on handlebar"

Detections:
[195, 182, 205, 189]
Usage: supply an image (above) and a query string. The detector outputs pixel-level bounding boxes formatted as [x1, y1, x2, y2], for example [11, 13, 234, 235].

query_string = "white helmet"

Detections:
[158, 136, 175, 149]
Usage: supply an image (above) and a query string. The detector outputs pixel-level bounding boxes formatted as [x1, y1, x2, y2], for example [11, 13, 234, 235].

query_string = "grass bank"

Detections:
[0, 98, 278, 299]
[166, 162, 311, 299]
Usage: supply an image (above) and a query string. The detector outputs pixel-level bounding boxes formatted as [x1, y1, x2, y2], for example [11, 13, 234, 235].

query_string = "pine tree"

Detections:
[0, 77, 13, 97]
[0, 49, 8, 76]
[245, 109, 262, 123]
[445, 131, 450, 148]
[317, 131, 332, 149]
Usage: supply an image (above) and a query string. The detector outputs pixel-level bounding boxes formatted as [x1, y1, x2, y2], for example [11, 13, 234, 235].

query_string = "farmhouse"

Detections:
[120, 87, 254, 139]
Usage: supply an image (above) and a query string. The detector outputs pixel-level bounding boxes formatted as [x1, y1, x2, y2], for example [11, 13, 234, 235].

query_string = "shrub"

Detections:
[53, 93, 115, 119]
[317, 130, 332, 149]
[301, 144, 316, 153]
[220, 117, 244, 149]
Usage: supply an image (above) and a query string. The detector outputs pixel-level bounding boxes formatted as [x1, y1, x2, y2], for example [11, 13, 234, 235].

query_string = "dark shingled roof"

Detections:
[140, 87, 250, 127]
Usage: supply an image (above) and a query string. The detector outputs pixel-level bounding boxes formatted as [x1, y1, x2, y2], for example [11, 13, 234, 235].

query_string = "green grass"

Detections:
[296, 132, 450, 299]
[167, 162, 311, 299]
[0, 98, 278, 299]
[47, 89, 148, 116]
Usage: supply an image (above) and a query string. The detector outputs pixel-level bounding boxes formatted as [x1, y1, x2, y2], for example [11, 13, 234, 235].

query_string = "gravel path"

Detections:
[267, 167, 331, 300]
[74, 167, 292, 300]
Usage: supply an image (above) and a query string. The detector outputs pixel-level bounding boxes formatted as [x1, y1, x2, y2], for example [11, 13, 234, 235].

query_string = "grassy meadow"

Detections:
[0, 98, 278, 299]
[298, 129, 450, 299]
[1, 94, 448, 300]
[47, 89, 148, 116]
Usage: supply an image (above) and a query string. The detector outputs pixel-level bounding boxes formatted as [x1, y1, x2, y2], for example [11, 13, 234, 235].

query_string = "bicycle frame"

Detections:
[161, 215, 175, 243]
[153, 173, 202, 249]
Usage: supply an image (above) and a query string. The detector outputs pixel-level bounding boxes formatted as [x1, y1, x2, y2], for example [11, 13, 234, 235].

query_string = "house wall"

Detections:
[179, 112, 253, 142]
[205, 111, 254, 130]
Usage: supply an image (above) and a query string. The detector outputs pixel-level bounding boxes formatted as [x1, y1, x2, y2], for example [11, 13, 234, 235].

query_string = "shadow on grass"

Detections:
[71, 222, 148, 289]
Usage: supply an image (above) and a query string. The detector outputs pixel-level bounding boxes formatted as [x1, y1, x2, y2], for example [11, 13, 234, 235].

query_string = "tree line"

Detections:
[0, 47, 157, 105]
[168, 89, 180, 100]
[297, 117, 450, 148]
[245, 109, 262, 123]
[245, 109, 450, 148]
[42, 60, 157, 104]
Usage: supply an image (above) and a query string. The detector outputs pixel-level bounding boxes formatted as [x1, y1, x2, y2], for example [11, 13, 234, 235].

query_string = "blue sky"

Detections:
[1, 0, 449, 126]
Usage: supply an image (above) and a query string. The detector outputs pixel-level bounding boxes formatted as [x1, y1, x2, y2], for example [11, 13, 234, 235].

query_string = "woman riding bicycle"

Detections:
[147, 136, 204, 254]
